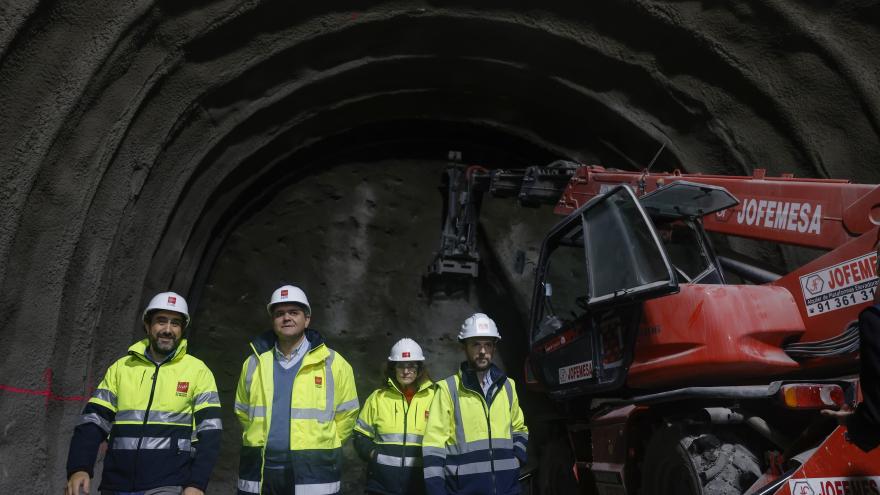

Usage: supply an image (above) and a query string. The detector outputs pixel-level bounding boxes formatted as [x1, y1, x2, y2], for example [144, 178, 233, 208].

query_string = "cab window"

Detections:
[654, 218, 720, 284]
[534, 234, 589, 341]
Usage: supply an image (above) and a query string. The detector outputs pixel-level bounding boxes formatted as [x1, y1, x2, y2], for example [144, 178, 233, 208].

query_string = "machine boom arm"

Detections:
[557, 166, 880, 250]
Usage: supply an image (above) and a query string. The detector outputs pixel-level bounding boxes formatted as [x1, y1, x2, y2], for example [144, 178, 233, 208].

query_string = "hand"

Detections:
[821, 404, 854, 425]
[66, 471, 90, 495]
[183, 487, 205, 495]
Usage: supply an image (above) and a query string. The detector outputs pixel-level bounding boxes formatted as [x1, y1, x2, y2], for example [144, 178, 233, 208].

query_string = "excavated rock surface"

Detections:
[1, 1, 879, 492]
[191, 160, 556, 492]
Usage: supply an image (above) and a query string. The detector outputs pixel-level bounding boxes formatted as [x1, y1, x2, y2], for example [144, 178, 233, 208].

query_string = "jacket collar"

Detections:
[251, 327, 326, 357]
[128, 338, 188, 364]
[386, 376, 434, 395]
[458, 361, 506, 396]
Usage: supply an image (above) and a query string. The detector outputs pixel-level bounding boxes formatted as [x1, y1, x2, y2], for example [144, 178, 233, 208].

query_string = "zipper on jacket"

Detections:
[481, 396, 497, 495]
[132, 362, 161, 490]
[480, 378, 503, 495]
[462, 370, 502, 495]
[401, 394, 409, 469]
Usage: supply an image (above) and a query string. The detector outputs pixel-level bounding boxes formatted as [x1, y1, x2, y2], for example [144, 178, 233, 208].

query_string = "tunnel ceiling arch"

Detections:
[2, 1, 880, 489]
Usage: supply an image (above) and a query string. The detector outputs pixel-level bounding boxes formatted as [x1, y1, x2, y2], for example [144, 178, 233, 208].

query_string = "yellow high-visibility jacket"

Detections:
[422, 363, 528, 495]
[66, 339, 222, 492]
[353, 378, 437, 494]
[234, 328, 359, 495]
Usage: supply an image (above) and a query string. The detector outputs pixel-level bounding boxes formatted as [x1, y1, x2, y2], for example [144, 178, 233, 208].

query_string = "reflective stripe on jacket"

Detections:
[353, 378, 437, 494]
[66, 339, 223, 492]
[422, 363, 528, 495]
[234, 328, 359, 495]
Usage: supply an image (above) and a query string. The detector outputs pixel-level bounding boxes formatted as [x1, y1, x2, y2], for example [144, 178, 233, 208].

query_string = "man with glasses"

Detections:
[234, 285, 359, 495]
[354, 338, 436, 494]
[65, 292, 223, 495]
[423, 313, 528, 495]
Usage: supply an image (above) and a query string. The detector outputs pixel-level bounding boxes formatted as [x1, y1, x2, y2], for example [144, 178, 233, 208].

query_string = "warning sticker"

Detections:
[799, 252, 878, 318]
[788, 476, 880, 495]
[558, 361, 593, 385]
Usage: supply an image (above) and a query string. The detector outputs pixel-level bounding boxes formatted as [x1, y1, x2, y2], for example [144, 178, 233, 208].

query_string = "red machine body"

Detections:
[520, 165, 880, 494]
[553, 167, 880, 388]
[631, 285, 804, 388]
[759, 428, 880, 495]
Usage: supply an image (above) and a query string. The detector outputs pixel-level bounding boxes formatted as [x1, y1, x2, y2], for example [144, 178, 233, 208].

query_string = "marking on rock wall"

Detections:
[0, 368, 90, 408]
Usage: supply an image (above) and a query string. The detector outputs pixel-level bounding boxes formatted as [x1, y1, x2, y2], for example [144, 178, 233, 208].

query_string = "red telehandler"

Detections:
[426, 159, 880, 495]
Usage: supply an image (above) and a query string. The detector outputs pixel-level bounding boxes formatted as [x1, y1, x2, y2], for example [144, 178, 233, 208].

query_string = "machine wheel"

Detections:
[537, 436, 580, 495]
[641, 424, 762, 495]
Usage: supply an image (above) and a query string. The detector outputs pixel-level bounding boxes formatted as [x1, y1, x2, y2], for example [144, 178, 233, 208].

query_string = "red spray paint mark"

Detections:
[687, 300, 704, 329]
[0, 368, 90, 408]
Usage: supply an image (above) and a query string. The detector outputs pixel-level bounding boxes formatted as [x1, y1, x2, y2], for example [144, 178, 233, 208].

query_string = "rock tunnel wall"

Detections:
[187, 160, 558, 492]
[1, 1, 880, 492]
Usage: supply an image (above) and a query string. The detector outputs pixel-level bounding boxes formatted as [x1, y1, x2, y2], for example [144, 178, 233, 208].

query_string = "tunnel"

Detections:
[1, 1, 880, 493]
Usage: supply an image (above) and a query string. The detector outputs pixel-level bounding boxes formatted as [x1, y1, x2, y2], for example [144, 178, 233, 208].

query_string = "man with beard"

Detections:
[65, 292, 222, 495]
[423, 313, 528, 495]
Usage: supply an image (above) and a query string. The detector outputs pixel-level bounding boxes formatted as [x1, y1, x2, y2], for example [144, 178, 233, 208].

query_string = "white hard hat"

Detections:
[143, 292, 190, 327]
[458, 312, 501, 341]
[388, 338, 426, 362]
[267, 285, 311, 315]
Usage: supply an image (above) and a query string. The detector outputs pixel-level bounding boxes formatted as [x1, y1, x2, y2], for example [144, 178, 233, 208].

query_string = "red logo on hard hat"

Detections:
[281, 289, 289, 298]
[168, 296, 177, 305]
[402, 352, 411, 358]
[315, 376, 323, 386]
[176, 382, 189, 396]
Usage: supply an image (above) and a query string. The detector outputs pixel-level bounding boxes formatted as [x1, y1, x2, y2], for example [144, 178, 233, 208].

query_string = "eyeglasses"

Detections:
[153, 316, 184, 328]
[394, 363, 421, 371]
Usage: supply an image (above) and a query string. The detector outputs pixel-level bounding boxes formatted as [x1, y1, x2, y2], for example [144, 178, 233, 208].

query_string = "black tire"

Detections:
[641, 424, 762, 495]
[537, 436, 580, 495]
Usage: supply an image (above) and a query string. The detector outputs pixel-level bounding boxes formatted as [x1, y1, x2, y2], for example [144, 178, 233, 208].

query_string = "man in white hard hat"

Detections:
[234, 285, 359, 495]
[65, 292, 222, 495]
[422, 313, 528, 495]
